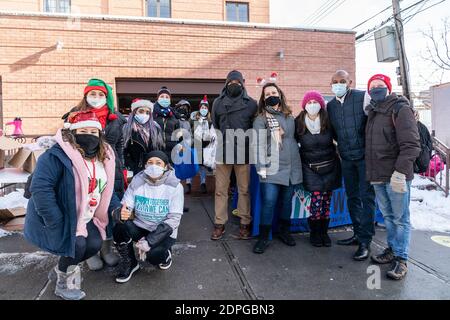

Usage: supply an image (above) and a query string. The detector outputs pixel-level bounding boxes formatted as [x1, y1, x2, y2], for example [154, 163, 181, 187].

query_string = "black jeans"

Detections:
[113, 221, 175, 266]
[58, 221, 102, 272]
[341, 159, 376, 245]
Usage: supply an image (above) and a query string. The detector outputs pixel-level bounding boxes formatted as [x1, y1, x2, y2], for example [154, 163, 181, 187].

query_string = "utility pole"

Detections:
[392, 0, 413, 105]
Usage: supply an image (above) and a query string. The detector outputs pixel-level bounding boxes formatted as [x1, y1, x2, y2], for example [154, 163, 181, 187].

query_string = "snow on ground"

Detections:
[0, 251, 54, 275]
[0, 228, 11, 238]
[0, 189, 28, 209]
[410, 175, 450, 234]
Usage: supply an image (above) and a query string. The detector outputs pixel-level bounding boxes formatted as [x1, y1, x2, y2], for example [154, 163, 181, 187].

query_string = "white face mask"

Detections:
[305, 103, 321, 116]
[134, 114, 150, 124]
[144, 164, 165, 179]
[86, 96, 107, 109]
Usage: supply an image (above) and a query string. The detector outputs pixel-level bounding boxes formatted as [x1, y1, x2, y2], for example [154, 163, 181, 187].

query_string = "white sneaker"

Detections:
[158, 250, 172, 270]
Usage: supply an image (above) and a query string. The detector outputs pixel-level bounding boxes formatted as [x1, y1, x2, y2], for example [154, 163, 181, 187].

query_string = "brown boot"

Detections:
[211, 224, 225, 240]
[239, 224, 251, 240]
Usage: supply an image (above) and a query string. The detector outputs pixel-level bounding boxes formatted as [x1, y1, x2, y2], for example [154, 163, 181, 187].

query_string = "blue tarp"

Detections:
[232, 165, 384, 236]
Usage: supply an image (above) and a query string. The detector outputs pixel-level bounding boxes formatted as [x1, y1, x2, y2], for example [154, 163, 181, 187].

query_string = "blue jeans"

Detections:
[260, 183, 294, 225]
[373, 181, 412, 260]
[341, 159, 376, 245]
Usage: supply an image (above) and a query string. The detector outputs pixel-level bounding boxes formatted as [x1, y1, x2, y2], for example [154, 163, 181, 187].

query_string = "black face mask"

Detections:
[227, 83, 243, 97]
[177, 108, 189, 119]
[75, 134, 100, 158]
[265, 96, 281, 107]
[369, 87, 389, 103]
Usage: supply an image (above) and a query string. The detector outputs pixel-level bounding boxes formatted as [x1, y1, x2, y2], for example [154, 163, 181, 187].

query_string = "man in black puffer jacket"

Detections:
[327, 70, 376, 262]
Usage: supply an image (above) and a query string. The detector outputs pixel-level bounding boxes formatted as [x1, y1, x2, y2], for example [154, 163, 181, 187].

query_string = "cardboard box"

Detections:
[3, 217, 26, 231]
[8, 147, 44, 173]
[0, 136, 22, 169]
[0, 207, 26, 221]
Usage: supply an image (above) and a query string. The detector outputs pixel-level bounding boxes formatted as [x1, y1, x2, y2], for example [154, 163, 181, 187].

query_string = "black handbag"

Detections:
[309, 159, 335, 175]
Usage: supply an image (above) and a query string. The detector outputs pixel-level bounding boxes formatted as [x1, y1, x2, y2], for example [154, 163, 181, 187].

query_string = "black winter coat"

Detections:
[153, 102, 180, 162]
[124, 128, 162, 174]
[296, 127, 342, 192]
[211, 86, 257, 164]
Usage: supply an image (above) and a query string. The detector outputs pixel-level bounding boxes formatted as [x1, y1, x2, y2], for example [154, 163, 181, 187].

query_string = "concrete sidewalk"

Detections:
[1, 194, 449, 300]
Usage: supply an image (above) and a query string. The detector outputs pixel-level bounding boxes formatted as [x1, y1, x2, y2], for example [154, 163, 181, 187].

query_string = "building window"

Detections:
[147, 0, 171, 18]
[44, 0, 71, 13]
[226, 2, 249, 22]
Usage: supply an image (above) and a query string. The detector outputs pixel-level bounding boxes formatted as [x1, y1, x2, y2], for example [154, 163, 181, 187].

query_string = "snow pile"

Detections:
[0, 251, 54, 274]
[0, 228, 11, 238]
[410, 175, 450, 233]
[0, 189, 28, 209]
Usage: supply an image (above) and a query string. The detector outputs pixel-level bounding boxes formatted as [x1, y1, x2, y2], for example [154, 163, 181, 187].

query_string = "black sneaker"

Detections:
[200, 183, 207, 194]
[184, 183, 192, 194]
[158, 250, 172, 270]
[371, 247, 395, 264]
[115, 240, 139, 283]
[387, 258, 408, 280]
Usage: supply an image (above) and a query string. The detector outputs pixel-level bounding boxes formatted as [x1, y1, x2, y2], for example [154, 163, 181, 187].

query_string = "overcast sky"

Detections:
[270, 0, 450, 94]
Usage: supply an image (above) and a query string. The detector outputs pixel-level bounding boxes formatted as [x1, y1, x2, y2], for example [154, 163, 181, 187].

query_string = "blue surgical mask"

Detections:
[369, 87, 388, 103]
[199, 109, 208, 117]
[158, 98, 171, 108]
[332, 83, 348, 98]
[134, 114, 150, 124]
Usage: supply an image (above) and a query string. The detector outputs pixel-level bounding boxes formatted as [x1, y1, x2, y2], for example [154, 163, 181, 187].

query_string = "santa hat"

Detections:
[301, 90, 326, 110]
[367, 74, 392, 93]
[64, 111, 102, 131]
[83, 78, 115, 114]
[199, 95, 209, 107]
[131, 98, 153, 113]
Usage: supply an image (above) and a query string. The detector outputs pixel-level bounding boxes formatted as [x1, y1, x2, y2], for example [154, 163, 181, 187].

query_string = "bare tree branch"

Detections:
[422, 19, 450, 71]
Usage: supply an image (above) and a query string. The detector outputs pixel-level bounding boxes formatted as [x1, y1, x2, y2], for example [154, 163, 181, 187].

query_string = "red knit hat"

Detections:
[367, 74, 392, 93]
[131, 98, 153, 113]
[301, 90, 326, 110]
[64, 111, 102, 131]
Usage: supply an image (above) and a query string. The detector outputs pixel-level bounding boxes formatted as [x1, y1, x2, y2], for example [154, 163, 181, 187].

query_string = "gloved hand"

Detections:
[136, 237, 151, 261]
[257, 168, 267, 179]
[390, 170, 407, 193]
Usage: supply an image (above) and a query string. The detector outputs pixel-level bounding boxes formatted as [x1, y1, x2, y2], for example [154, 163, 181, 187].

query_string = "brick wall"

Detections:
[0, 14, 355, 136]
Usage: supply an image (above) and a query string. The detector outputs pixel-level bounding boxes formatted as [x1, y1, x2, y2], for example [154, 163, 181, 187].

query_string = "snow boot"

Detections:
[54, 265, 86, 300]
[308, 218, 322, 247]
[320, 218, 332, 247]
[85, 253, 103, 271]
[278, 219, 296, 246]
[100, 239, 120, 267]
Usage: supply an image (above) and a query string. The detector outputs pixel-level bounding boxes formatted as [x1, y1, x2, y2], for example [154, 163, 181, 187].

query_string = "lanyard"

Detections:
[83, 158, 97, 194]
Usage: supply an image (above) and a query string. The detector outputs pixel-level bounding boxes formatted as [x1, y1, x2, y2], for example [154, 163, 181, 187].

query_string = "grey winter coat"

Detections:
[253, 113, 303, 186]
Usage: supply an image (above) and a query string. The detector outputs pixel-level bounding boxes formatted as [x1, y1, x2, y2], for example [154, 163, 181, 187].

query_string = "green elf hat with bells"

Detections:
[84, 78, 118, 120]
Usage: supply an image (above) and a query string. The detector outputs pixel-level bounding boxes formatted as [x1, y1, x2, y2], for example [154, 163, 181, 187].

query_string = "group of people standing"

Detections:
[209, 70, 420, 285]
[23, 68, 422, 300]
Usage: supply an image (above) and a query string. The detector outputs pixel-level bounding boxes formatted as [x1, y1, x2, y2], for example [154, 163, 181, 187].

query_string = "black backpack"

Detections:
[392, 104, 432, 174]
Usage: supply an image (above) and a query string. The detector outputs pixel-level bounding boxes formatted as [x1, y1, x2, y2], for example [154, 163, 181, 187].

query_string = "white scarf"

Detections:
[305, 115, 321, 135]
